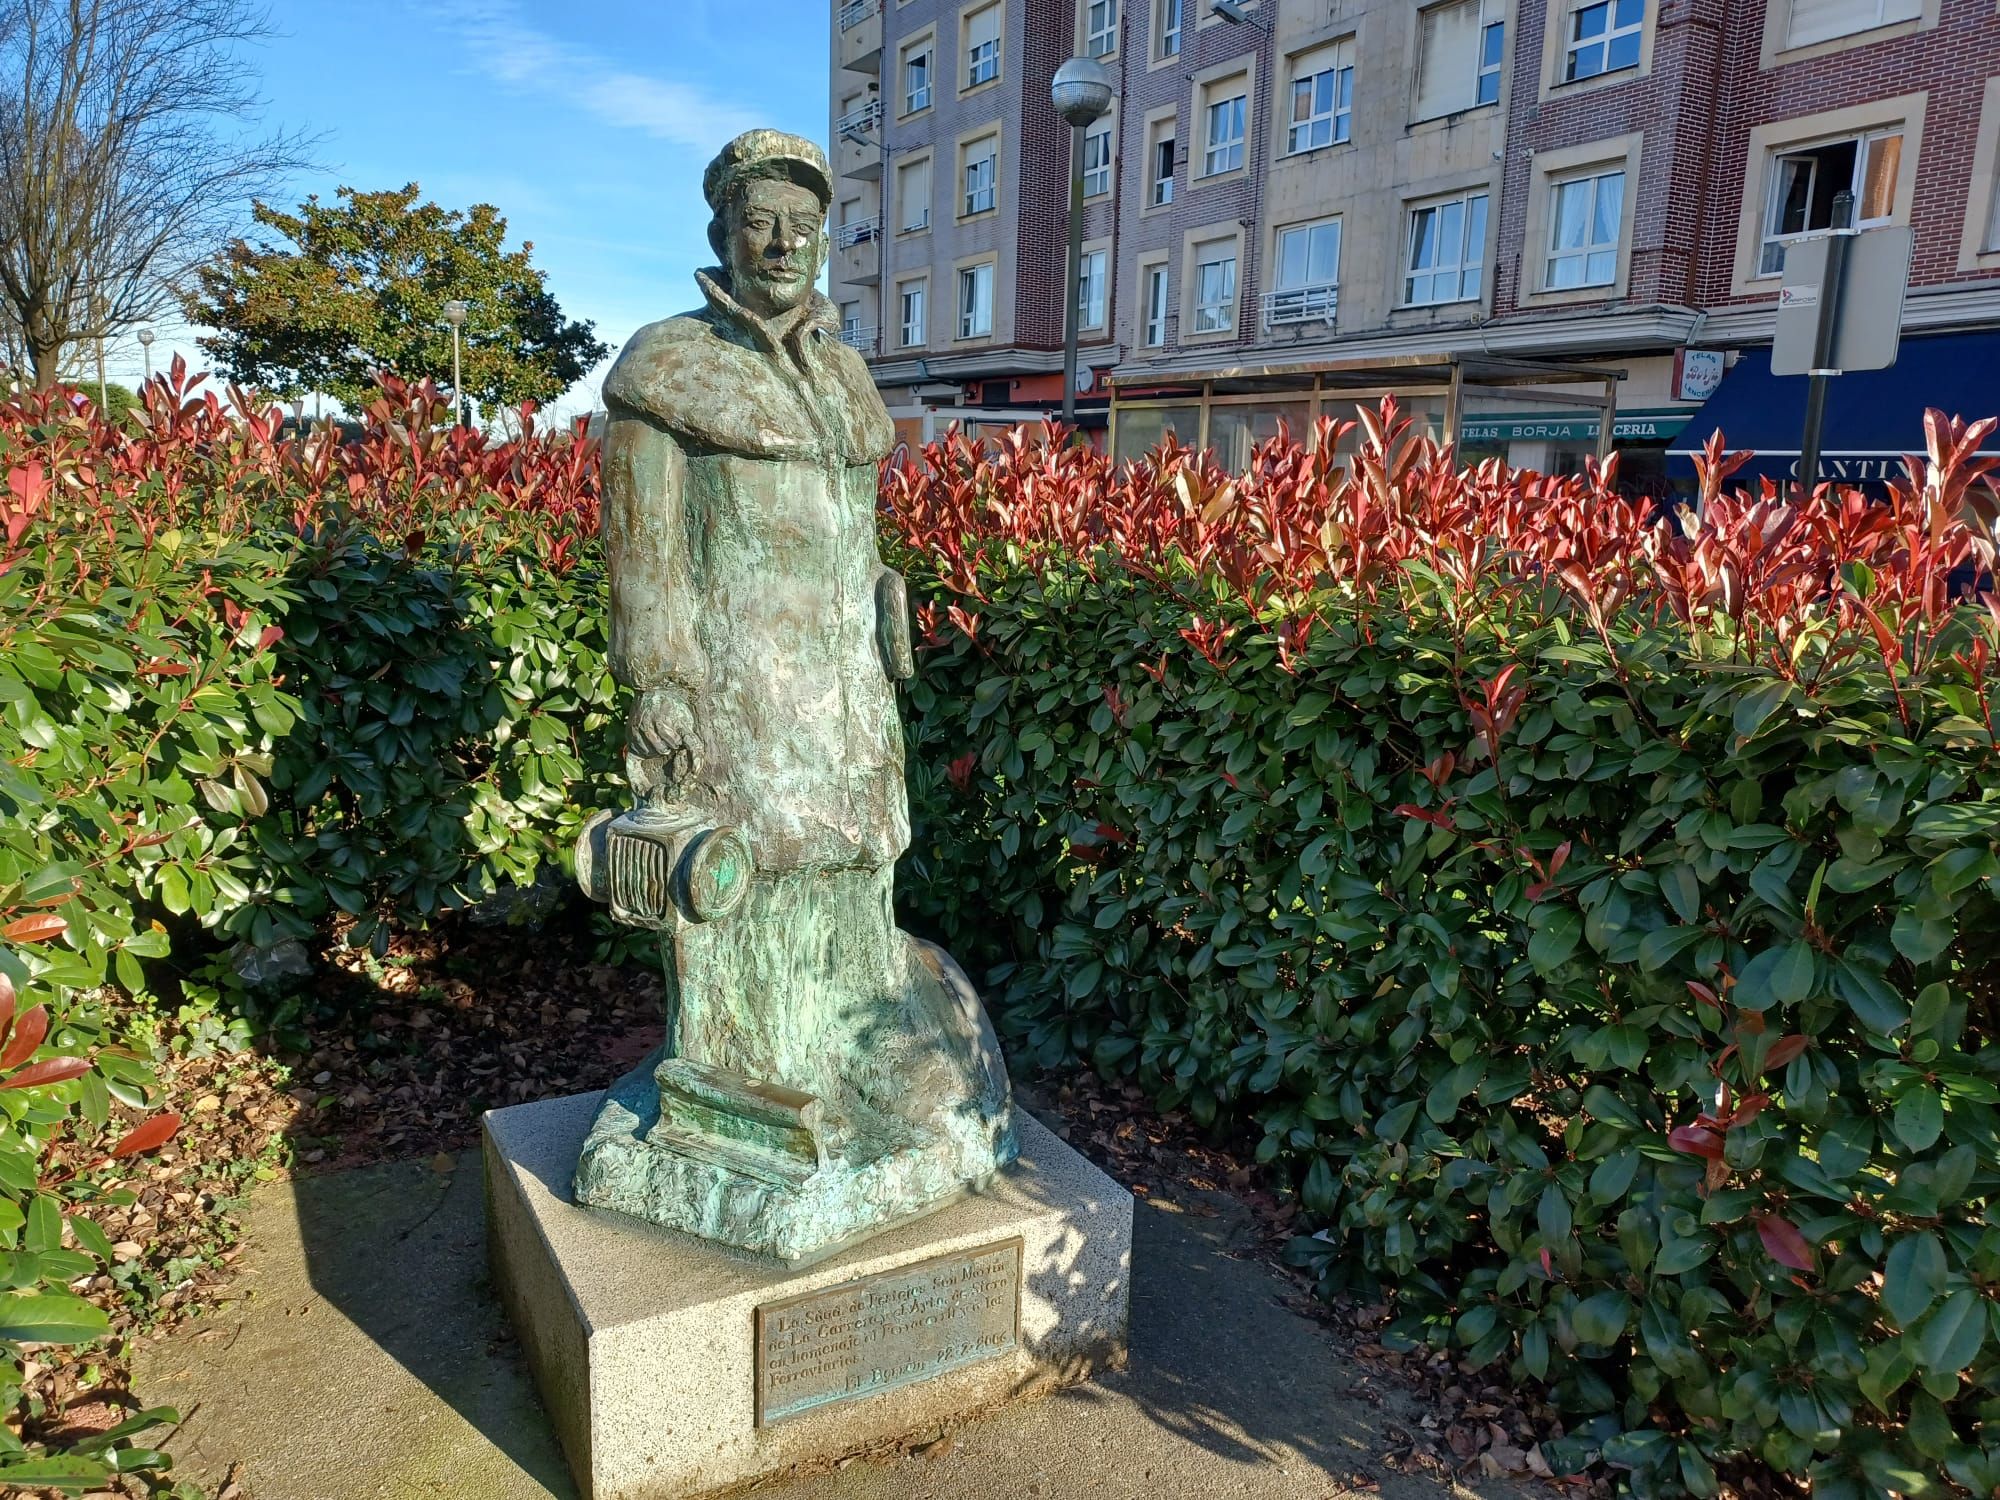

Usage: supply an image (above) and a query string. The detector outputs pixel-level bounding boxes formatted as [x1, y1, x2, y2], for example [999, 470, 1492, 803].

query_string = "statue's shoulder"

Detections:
[601, 305, 890, 465]
[602, 311, 805, 457]
[601, 310, 726, 411]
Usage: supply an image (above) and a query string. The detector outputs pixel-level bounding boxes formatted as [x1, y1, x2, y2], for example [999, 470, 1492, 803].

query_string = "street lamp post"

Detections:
[1051, 58, 1115, 431]
[442, 299, 469, 426]
[136, 327, 154, 386]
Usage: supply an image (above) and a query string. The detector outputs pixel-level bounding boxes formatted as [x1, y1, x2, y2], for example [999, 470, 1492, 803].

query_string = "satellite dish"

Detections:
[1075, 366, 1096, 394]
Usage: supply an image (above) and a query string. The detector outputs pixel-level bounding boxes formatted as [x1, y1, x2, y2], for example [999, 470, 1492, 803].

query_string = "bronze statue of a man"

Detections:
[573, 130, 1017, 1264]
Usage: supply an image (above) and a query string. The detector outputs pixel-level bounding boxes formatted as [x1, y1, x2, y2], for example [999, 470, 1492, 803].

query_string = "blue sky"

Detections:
[123, 0, 831, 419]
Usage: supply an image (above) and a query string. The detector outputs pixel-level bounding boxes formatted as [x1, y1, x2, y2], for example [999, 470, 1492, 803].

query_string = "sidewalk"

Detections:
[135, 1113, 1516, 1500]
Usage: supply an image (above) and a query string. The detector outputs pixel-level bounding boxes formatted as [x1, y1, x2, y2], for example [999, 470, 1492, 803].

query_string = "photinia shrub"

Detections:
[886, 404, 2000, 1498]
[0, 363, 618, 988]
[0, 952, 187, 1491]
[0, 364, 618, 1484]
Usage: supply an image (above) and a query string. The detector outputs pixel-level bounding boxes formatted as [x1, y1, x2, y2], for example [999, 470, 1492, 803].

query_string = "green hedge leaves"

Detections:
[886, 412, 2000, 1497]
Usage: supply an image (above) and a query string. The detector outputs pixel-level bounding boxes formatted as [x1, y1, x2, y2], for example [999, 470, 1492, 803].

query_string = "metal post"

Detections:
[1051, 57, 1112, 433]
[442, 299, 470, 428]
[1061, 121, 1085, 430]
[1797, 190, 1854, 496]
[1597, 372, 1617, 464]
[1443, 359, 1463, 455]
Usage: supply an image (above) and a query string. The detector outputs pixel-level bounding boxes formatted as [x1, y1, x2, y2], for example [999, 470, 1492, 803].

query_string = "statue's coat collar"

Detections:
[601, 269, 892, 465]
[694, 267, 830, 362]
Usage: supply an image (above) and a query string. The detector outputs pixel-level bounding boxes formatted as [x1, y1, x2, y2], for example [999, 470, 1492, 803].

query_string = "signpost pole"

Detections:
[1061, 120, 1084, 429]
[1797, 191, 1854, 496]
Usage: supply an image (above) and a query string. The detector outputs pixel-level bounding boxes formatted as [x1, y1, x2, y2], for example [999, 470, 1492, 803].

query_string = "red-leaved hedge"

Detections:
[885, 402, 2000, 1499]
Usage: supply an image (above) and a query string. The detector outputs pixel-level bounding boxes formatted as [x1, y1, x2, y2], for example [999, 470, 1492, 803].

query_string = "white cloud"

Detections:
[443, 1, 761, 153]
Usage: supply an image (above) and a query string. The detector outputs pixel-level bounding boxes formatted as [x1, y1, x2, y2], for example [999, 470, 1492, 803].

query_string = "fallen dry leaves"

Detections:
[15, 917, 664, 1497]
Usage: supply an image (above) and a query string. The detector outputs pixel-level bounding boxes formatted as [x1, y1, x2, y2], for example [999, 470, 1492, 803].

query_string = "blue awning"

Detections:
[1667, 331, 2000, 486]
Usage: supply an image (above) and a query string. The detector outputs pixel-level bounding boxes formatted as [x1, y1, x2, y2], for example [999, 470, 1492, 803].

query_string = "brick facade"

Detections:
[1695, 0, 2000, 303]
[832, 0, 2000, 446]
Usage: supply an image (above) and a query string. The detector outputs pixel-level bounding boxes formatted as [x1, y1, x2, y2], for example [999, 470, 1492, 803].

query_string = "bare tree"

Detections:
[0, 0, 311, 388]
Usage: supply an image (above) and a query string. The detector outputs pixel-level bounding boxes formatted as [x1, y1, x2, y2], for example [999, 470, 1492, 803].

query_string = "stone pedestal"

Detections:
[484, 1092, 1132, 1500]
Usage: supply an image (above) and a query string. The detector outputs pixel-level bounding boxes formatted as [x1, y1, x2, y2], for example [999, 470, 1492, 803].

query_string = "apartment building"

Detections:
[829, 0, 1093, 449]
[829, 0, 2000, 486]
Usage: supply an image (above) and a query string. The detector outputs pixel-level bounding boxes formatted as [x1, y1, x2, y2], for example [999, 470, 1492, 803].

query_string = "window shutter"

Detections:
[1291, 42, 1338, 82]
[968, 5, 1000, 53]
[1788, 0, 1915, 47]
[1415, 1, 1479, 120]
[900, 159, 930, 229]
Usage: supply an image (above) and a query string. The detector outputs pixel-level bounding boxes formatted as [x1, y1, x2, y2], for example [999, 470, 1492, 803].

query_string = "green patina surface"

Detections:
[571, 129, 1017, 1265]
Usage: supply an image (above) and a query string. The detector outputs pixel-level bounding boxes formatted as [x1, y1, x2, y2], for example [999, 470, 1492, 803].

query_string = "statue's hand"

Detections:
[874, 568, 915, 682]
[627, 687, 700, 802]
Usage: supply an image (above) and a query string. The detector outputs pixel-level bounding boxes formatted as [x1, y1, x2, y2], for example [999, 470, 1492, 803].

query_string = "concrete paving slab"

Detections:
[136, 1132, 1514, 1500]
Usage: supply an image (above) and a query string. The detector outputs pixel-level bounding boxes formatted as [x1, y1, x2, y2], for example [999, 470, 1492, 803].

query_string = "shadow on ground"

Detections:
[138, 1100, 1508, 1500]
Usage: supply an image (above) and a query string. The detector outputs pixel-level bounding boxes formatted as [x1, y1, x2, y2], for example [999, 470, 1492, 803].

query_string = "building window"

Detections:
[965, 3, 1000, 88]
[1202, 83, 1247, 176]
[958, 263, 993, 337]
[1158, 0, 1182, 58]
[899, 282, 927, 348]
[1546, 169, 1625, 288]
[1085, 0, 1116, 56]
[1269, 218, 1340, 324]
[1084, 120, 1114, 196]
[897, 156, 931, 232]
[1149, 125, 1176, 205]
[902, 41, 933, 114]
[1758, 129, 1901, 274]
[1786, 0, 1921, 49]
[1143, 263, 1170, 346]
[1193, 238, 1237, 333]
[1415, 0, 1503, 120]
[962, 136, 997, 216]
[1565, 0, 1644, 82]
[1987, 150, 2000, 253]
[1079, 249, 1107, 329]
[1478, 7, 1505, 103]
[1287, 40, 1354, 154]
[1405, 192, 1489, 305]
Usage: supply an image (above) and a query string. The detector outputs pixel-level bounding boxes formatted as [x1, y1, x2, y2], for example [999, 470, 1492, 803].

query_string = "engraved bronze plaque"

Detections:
[754, 1238, 1023, 1424]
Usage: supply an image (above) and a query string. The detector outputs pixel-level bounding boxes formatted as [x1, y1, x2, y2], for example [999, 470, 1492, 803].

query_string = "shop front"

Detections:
[1112, 352, 1624, 472]
[1458, 409, 1695, 493]
[1665, 332, 2000, 492]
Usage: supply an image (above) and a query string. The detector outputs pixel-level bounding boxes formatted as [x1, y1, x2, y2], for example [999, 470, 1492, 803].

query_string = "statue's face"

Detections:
[726, 178, 826, 317]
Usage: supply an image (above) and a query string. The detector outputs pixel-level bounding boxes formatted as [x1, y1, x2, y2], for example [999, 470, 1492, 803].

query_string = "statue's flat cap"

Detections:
[703, 130, 833, 212]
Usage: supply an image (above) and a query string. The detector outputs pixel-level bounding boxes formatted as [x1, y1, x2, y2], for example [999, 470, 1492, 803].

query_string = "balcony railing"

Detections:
[839, 0, 880, 31]
[838, 325, 879, 354]
[835, 98, 883, 138]
[836, 214, 882, 249]
[1263, 282, 1339, 327]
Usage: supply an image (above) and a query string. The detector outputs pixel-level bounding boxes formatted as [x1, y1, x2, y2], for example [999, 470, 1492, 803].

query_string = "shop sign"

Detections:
[1460, 413, 1692, 444]
[1674, 349, 1726, 403]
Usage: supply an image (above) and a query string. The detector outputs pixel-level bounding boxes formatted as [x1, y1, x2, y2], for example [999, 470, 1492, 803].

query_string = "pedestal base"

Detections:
[485, 1092, 1133, 1500]
[572, 1051, 1019, 1267]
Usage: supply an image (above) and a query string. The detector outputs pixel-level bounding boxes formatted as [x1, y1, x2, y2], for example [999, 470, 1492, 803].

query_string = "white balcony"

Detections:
[837, 1, 882, 72]
[835, 215, 881, 283]
[836, 214, 882, 249]
[838, 325, 879, 354]
[836, 98, 884, 137]
[1263, 282, 1339, 328]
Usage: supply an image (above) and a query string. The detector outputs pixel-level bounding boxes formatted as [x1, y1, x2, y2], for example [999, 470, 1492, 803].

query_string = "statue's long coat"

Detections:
[599, 271, 902, 875]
